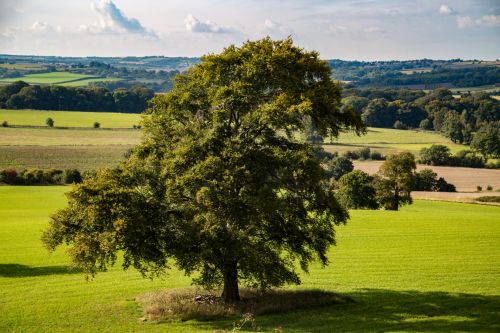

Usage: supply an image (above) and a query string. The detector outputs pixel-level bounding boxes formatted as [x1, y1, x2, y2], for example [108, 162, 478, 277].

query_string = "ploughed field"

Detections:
[0, 186, 499, 332]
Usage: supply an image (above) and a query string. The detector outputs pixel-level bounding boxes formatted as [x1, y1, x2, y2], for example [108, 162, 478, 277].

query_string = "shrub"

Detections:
[342, 150, 360, 160]
[357, 147, 371, 160]
[453, 150, 485, 168]
[64, 169, 83, 184]
[394, 120, 408, 130]
[419, 145, 451, 166]
[336, 170, 379, 209]
[46, 117, 54, 127]
[487, 185, 493, 191]
[475, 196, 500, 203]
[414, 169, 438, 191]
[435, 177, 456, 192]
[1, 121, 8, 127]
[0, 169, 18, 184]
[477, 186, 482, 192]
[93, 122, 100, 129]
[419, 119, 432, 130]
[325, 156, 354, 180]
[370, 151, 384, 160]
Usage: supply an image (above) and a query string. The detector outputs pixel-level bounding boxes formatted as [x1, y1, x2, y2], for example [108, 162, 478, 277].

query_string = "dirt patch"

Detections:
[354, 161, 500, 192]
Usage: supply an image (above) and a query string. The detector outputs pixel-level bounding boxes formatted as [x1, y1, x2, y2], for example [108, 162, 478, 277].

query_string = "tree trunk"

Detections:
[221, 264, 240, 303]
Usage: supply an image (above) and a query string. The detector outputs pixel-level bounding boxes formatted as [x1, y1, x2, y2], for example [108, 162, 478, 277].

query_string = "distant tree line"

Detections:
[0, 81, 154, 113]
[0, 168, 83, 185]
[342, 88, 500, 145]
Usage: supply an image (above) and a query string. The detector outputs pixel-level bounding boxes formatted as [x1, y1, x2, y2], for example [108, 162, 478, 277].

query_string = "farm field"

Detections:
[325, 127, 466, 155]
[0, 109, 142, 128]
[0, 71, 121, 86]
[354, 160, 500, 192]
[0, 124, 140, 170]
[0, 186, 499, 332]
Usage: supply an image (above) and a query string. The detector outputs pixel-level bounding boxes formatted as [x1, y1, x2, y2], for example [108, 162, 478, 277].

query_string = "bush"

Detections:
[413, 168, 456, 192]
[475, 196, 500, 203]
[477, 186, 482, 192]
[453, 150, 485, 168]
[487, 185, 493, 191]
[342, 150, 360, 160]
[64, 169, 83, 184]
[419, 119, 432, 130]
[336, 170, 379, 209]
[419, 145, 451, 166]
[357, 147, 371, 160]
[435, 177, 456, 192]
[370, 151, 384, 160]
[0, 169, 18, 184]
[1, 121, 8, 127]
[394, 120, 408, 130]
[46, 117, 54, 127]
[325, 156, 354, 180]
[93, 122, 100, 129]
[485, 161, 500, 169]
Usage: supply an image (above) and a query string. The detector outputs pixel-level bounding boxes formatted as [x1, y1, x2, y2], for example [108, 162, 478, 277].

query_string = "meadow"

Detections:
[0, 71, 121, 86]
[0, 109, 142, 128]
[0, 186, 499, 332]
[326, 127, 466, 155]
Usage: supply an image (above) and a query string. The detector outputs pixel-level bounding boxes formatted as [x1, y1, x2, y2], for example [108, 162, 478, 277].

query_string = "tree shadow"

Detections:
[0, 264, 82, 277]
[185, 289, 500, 332]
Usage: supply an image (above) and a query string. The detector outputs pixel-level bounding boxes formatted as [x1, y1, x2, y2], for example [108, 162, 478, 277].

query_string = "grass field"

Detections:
[326, 127, 467, 155]
[0, 186, 499, 332]
[0, 109, 142, 128]
[0, 71, 121, 86]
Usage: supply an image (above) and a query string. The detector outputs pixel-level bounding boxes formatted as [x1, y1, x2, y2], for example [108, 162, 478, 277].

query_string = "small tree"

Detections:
[93, 122, 101, 129]
[374, 152, 416, 210]
[336, 170, 379, 209]
[419, 145, 451, 166]
[471, 122, 500, 159]
[46, 117, 54, 127]
[1, 121, 8, 127]
[42, 38, 364, 303]
[325, 156, 354, 180]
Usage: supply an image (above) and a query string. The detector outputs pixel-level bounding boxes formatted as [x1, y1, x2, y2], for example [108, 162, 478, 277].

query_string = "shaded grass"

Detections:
[0, 109, 141, 128]
[0, 72, 93, 84]
[0, 187, 499, 332]
[140, 288, 352, 321]
[0, 145, 132, 170]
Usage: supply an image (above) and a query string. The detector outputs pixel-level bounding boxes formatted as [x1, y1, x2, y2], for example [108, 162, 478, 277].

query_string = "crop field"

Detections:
[354, 160, 500, 192]
[0, 71, 121, 86]
[0, 186, 499, 332]
[0, 109, 142, 128]
[0, 125, 140, 170]
[326, 127, 466, 155]
[0, 63, 48, 71]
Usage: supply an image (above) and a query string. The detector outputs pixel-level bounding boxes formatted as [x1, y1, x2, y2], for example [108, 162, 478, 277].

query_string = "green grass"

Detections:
[327, 127, 467, 155]
[0, 72, 122, 86]
[57, 77, 122, 86]
[0, 187, 499, 332]
[0, 109, 142, 128]
[0, 127, 140, 146]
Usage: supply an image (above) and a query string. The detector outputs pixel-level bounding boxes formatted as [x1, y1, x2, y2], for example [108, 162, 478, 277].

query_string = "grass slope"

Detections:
[0, 186, 499, 332]
[326, 127, 466, 155]
[0, 109, 142, 128]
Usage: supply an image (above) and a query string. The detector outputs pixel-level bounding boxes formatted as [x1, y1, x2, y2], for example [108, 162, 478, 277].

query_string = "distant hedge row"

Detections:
[0, 168, 82, 185]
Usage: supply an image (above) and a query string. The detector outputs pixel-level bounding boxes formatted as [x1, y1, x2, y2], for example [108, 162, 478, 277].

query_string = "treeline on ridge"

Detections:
[0, 81, 154, 113]
[342, 88, 500, 144]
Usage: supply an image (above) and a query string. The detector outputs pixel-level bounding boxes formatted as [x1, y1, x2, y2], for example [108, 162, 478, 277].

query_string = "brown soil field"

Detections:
[354, 161, 500, 192]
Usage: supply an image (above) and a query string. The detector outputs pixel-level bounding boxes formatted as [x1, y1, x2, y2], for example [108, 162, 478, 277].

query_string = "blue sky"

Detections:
[0, 0, 499, 60]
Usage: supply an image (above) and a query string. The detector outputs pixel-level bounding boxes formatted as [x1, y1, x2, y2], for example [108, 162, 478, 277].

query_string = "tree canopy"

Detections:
[42, 38, 364, 303]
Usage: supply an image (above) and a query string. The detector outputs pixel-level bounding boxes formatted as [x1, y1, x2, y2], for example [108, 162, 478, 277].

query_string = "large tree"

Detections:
[471, 121, 500, 159]
[374, 152, 416, 210]
[42, 38, 364, 303]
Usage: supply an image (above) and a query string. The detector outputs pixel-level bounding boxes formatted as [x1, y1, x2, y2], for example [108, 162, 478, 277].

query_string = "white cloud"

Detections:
[456, 14, 500, 28]
[363, 26, 385, 33]
[456, 16, 475, 28]
[31, 21, 52, 33]
[256, 19, 293, 38]
[184, 14, 225, 33]
[478, 15, 500, 27]
[438, 4, 454, 15]
[83, 0, 157, 38]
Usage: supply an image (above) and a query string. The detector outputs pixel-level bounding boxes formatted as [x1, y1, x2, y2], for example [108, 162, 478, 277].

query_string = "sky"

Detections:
[0, 0, 499, 60]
